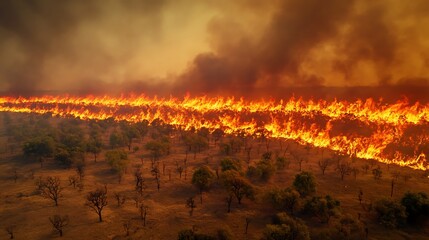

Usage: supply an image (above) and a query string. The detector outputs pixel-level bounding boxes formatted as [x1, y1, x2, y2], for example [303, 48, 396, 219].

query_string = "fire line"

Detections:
[0, 95, 428, 171]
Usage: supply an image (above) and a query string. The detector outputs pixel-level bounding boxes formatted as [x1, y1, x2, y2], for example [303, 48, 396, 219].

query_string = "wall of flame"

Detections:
[0, 95, 428, 170]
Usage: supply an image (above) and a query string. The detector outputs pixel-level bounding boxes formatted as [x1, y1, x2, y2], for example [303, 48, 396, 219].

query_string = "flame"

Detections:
[0, 95, 428, 171]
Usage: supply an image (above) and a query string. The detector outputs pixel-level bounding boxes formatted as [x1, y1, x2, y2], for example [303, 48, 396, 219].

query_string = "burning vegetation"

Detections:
[0, 95, 428, 171]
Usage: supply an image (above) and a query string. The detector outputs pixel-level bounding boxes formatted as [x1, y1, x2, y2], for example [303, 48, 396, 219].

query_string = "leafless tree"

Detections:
[85, 188, 108, 222]
[139, 204, 149, 226]
[37, 176, 62, 206]
[49, 215, 69, 237]
[13, 169, 18, 183]
[123, 220, 131, 237]
[162, 162, 166, 175]
[151, 166, 161, 191]
[372, 166, 382, 180]
[226, 194, 233, 213]
[68, 175, 78, 189]
[291, 151, 305, 171]
[318, 158, 331, 175]
[391, 171, 400, 181]
[133, 195, 143, 208]
[361, 164, 370, 174]
[176, 163, 184, 179]
[186, 197, 196, 216]
[5, 225, 15, 239]
[402, 173, 412, 182]
[245, 145, 252, 165]
[358, 189, 363, 205]
[134, 168, 146, 195]
[337, 161, 352, 180]
[114, 192, 126, 207]
[76, 163, 85, 181]
[245, 217, 251, 234]
[351, 167, 359, 180]
[368, 159, 377, 169]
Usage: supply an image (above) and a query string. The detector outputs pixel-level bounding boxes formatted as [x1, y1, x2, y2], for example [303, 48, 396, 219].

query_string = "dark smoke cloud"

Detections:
[176, 0, 354, 95]
[0, 0, 429, 98]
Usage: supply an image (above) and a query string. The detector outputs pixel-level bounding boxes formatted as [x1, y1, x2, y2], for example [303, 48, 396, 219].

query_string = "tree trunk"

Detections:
[98, 212, 103, 222]
[59, 229, 63, 237]
[227, 196, 233, 213]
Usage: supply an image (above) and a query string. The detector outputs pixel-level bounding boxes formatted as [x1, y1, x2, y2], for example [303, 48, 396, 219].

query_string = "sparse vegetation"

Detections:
[1, 113, 428, 239]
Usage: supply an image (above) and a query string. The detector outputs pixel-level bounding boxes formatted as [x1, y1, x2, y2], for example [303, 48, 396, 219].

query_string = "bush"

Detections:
[264, 212, 310, 240]
[303, 195, 341, 223]
[267, 188, 300, 215]
[374, 198, 407, 228]
[400, 192, 429, 224]
[220, 158, 241, 172]
[54, 147, 73, 167]
[334, 214, 364, 240]
[177, 229, 217, 240]
[216, 228, 233, 240]
[276, 157, 289, 170]
[293, 172, 316, 197]
[246, 160, 276, 182]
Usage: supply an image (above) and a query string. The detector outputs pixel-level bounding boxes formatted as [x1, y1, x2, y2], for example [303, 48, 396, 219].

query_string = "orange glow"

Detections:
[0, 95, 428, 170]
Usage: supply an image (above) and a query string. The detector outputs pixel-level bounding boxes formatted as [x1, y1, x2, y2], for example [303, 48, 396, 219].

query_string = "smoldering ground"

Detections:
[0, 0, 429, 99]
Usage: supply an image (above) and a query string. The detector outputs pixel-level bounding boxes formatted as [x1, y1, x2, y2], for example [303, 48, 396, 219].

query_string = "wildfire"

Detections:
[0, 95, 428, 171]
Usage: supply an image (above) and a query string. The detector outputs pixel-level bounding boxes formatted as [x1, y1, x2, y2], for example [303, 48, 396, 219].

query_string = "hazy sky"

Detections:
[1, 0, 429, 95]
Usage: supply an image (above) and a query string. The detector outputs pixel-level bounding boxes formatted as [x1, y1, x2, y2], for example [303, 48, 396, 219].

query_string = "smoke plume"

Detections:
[0, 0, 429, 98]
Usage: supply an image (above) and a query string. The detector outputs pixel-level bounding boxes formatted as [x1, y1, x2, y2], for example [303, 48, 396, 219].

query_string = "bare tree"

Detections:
[133, 195, 143, 208]
[336, 161, 352, 180]
[114, 192, 126, 207]
[318, 158, 331, 175]
[226, 194, 233, 213]
[245, 217, 251, 234]
[76, 163, 85, 181]
[402, 174, 411, 183]
[372, 166, 382, 180]
[123, 220, 132, 237]
[134, 168, 146, 195]
[5, 225, 15, 239]
[358, 189, 363, 205]
[186, 197, 196, 216]
[86, 188, 108, 222]
[13, 169, 18, 183]
[151, 166, 161, 191]
[245, 145, 252, 165]
[361, 164, 370, 174]
[37, 176, 62, 206]
[139, 204, 149, 226]
[291, 151, 305, 171]
[351, 166, 359, 180]
[391, 171, 400, 181]
[176, 163, 184, 179]
[68, 175, 78, 189]
[49, 215, 69, 237]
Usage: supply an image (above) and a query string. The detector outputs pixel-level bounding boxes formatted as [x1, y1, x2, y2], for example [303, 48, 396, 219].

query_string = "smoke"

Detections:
[0, 0, 429, 97]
